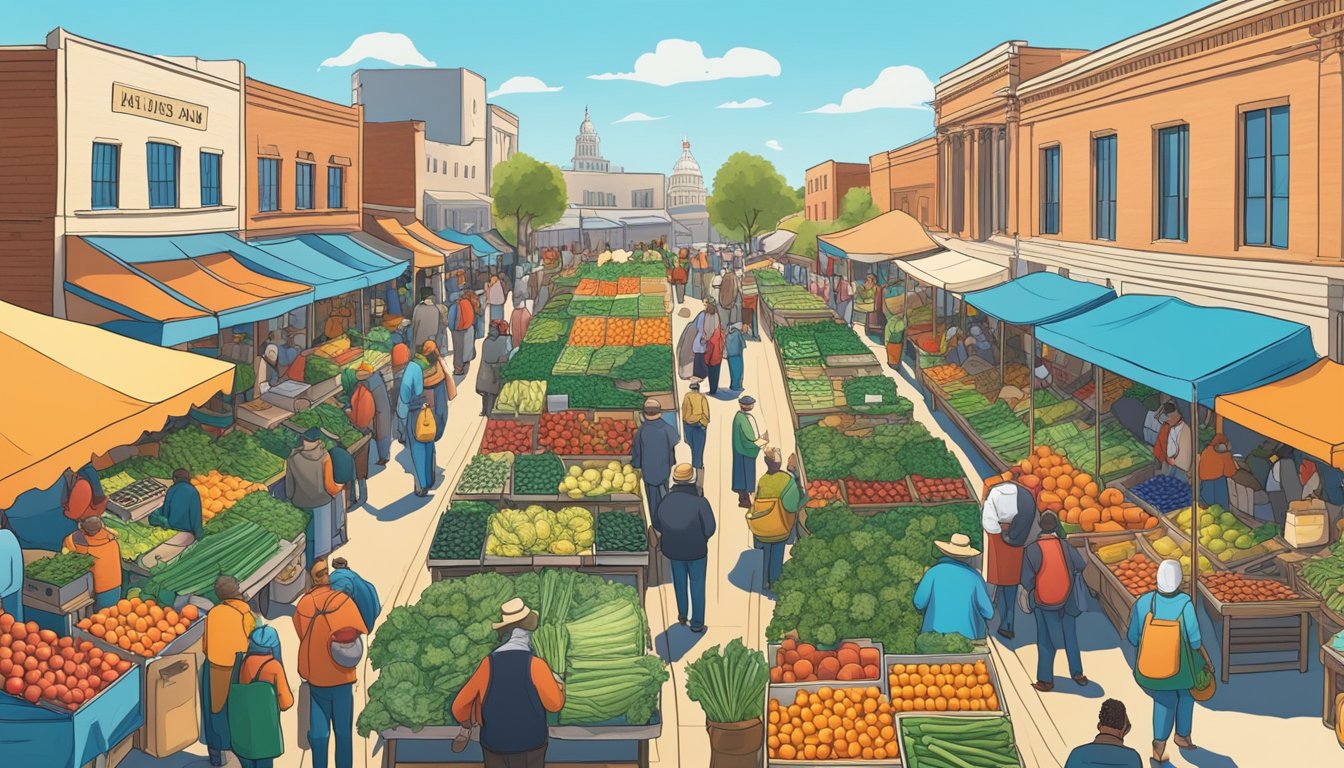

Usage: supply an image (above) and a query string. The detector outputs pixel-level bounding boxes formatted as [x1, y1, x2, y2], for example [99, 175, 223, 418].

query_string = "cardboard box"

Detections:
[140, 653, 200, 758]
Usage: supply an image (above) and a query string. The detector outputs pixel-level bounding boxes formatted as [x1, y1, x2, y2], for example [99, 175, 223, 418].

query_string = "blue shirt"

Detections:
[1127, 591, 1201, 650]
[396, 362, 425, 421]
[724, 329, 746, 358]
[329, 568, 381, 629]
[0, 529, 22, 597]
[913, 557, 994, 640]
[1064, 738, 1143, 768]
[149, 480, 203, 540]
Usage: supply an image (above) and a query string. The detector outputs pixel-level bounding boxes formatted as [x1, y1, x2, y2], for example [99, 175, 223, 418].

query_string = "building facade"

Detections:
[870, 138, 938, 226]
[804, 160, 869, 221]
[486, 103, 519, 188]
[562, 170, 665, 210]
[667, 139, 718, 244]
[571, 107, 615, 172]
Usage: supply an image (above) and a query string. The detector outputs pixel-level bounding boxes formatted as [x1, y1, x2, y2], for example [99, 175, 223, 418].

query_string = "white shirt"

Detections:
[1143, 410, 1163, 443]
[1166, 422, 1186, 462]
[981, 484, 1019, 535]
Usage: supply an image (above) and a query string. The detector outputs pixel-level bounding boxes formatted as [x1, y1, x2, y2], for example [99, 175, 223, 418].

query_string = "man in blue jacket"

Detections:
[329, 558, 381, 630]
[1065, 699, 1143, 768]
[149, 469, 203, 540]
[724, 323, 747, 392]
[653, 464, 716, 633]
[913, 533, 993, 640]
[631, 399, 679, 519]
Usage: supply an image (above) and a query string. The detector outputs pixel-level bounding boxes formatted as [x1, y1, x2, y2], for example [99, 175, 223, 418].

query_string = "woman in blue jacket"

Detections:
[913, 533, 993, 640]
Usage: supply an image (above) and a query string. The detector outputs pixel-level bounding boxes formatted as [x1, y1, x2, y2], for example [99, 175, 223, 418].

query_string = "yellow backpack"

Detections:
[414, 404, 437, 442]
[746, 496, 795, 543]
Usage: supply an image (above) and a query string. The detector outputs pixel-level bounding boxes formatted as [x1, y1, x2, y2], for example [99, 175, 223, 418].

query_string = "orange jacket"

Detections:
[293, 586, 367, 687]
[62, 529, 121, 593]
[451, 653, 564, 724]
[204, 599, 256, 668]
[239, 653, 294, 711]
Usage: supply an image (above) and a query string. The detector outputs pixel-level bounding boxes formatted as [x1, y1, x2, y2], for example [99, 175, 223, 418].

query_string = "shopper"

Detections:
[396, 347, 436, 498]
[229, 625, 294, 768]
[856, 274, 879, 330]
[632, 399, 679, 517]
[1127, 559, 1204, 763]
[285, 428, 343, 565]
[509, 296, 532, 349]
[389, 344, 411, 446]
[422, 341, 456, 439]
[981, 479, 1036, 640]
[351, 363, 393, 467]
[486, 270, 508, 323]
[326, 441, 354, 537]
[731, 395, 768, 509]
[1065, 699, 1143, 768]
[912, 533, 993, 640]
[693, 298, 721, 383]
[680, 381, 710, 474]
[477, 321, 511, 418]
[203, 575, 257, 766]
[1020, 512, 1088, 691]
[724, 322, 746, 392]
[1198, 432, 1237, 510]
[446, 287, 478, 376]
[0, 512, 22, 622]
[835, 274, 854, 325]
[751, 448, 806, 591]
[1153, 403, 1192, 483]
[670, 258, 688, 304]
[62, 516, 121, 609]
[61, 464, 107, 522]
[718, 267, 739, 330]
[149, 468, 204, 540]
[451, 599, 566, 768]
[294, 561, 368, 768]
[410, 289, 441, 355]
[653, 464, 716, 632]
[329, 557, 381, 630]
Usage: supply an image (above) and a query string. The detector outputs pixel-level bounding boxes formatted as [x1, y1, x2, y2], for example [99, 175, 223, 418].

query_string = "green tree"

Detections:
[707, 152, 797, 249]
[836, 187, 879, 228]
[793, 185, 805, 210]
[491, 153, 567, 261]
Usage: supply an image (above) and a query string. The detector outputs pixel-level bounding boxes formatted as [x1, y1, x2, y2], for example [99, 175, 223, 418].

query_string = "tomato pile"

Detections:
[1109, 553, 1159, 596]
[76, 598, 200, 658]
[480, 420, 535, 454]
[911, 475, 970, 502]
[0, 612, 132, 711]
[772, 638, 882, 683]
[539, 412, 635, 456]
[845, 480, 911, 505]
[806, 479, 842, 501]
[1203, 572, 1300, 603]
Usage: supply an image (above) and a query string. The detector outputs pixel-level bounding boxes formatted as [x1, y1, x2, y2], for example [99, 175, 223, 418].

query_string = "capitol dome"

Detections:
[571, 106, 610, 172]
[667, 139, 708, 210]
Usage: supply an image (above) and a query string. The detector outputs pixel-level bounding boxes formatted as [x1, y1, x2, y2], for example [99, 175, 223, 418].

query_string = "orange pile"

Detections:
[1203, 572, 1300, 603]
[597, 281, 619, 297]
[606, 318, 635, 346]
[575, 278, 601, 296]
[925, 364, 967, 385]
[616, 276, 641, 295]
[192, 471, 266, 522]
[568, 317, 606, 347]
[767, 687, 898, 761]
[887, 660, 999, 712]
[633, 317, 671, 346]
[988, 445, 1157, 533]
[76, 598, 200, 658]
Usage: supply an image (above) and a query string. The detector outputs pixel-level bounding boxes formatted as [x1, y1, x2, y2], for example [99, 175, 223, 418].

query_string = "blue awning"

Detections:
[247, 233, 408, 300]
[1035, 295, 1318, 405]
[965, 272, 1116, 326]
[436, 227, 501, 257]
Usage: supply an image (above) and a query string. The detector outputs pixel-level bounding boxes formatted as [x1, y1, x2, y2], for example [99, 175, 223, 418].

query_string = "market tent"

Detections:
[538, 211, 624, 232]
[760, 229, 796, 257]
[435, 226, 501, 257]
[247, 233, 409, 299]
[964, 272, 1116, 325]
[1216, 359, 1344, 469]
[404, 221, 471, 259]
[1036, 295, 1318, 406]
[898, 250, 1009, 294]
[817, 209, 943, 263]
[312, 232, 417, 277]
[366, 217, 445, 271]
[0, 301, 234, 508]
[481, 228, 516, 256]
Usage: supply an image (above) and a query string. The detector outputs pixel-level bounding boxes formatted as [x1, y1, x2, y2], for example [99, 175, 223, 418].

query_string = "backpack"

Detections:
[704, 326, 726, 367]
[328, 447, 355, 485]
[453, 298, 475, 332]
[349, 384, 375, 430]
[1033, 538, 1071, 608]
[747, 495, 795, 543]
[414, 404, 437, 442]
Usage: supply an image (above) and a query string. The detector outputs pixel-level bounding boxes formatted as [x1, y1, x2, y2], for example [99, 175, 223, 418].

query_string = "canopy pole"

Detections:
[998, 323, 1005, 387]
[1094, 366, 1102, 477]
[1028, 327, 1037, 451]
[903, 271, 910, 367]
[1190, 383, 1201, 613]
[933, 287, 940, 352]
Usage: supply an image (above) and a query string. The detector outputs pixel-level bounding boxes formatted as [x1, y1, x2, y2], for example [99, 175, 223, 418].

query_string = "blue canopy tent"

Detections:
[247, 233, 409, 300]
[435, 227, 500, 257]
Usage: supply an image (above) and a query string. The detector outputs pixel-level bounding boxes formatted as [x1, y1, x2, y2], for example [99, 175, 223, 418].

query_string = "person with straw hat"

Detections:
[913, 532, 993, 640]
[452, 599, 566, 766]
[652, 464, 716, 633]
[632, 398, 678, 518]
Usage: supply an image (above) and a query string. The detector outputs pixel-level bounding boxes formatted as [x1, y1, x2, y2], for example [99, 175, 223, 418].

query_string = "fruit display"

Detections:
[1075, 373, 1132, 411]
[480, 420, 534, 454]
[1001, 445, 1157, 532]
[1170, 504, 1276, 563]
[1108, 552, 1163, 596]
[1132, 474, 1193, 514]
[766, 687, 900, 761]
[846, 480, 912, 505]
[806, 480, 843, 501]
[521, 317, 570, 344]
[290, 403, 362, 448]
[586, 345, 635, 376]
[429, 501, 496, 561]
[76, 597, 200, 658]
[216, 430, 286, 482]
[24, 553, 94, 587]
[553, 346, 595, 375]
[485, 505, 595, 557]
[0, 614, 133, 711]
[1147, 533, 1213, 576]
[1300, 546, 1344, 614]
[771, 639, 883, 683]
[633, 316, 672, 346]
[144, 521, 280, 603]
[495, 380, 547, 415]
[901, 716, 1021, 768]
[191, 470, 267, 522]
[560, 460, 640, 498]
[457, 453, 513, 496]
[597, 280, 619, 297]
[595, 510, 647, 552]
[204, 491, 311, 542]
[568, 317, 606, 346]
[575, 278, 601, 296]
[842, 376, 912, 416]
[911, 475, 971, 503]
[101, 471, 138, 496]
[1092, 538, 1137, 566]
[925, 363, 968, 385]
[788, 377, 841, 411]
[303, 354, 341, 384]
[605, 317, 635, 346]
[539, 412, 636, 456]
[888, 659, 999, 713]
[616, 276, 642, 295]
[102, 517, 177, 562]
[1201, 572, 1300, 603]
[512, 453, 566, 496]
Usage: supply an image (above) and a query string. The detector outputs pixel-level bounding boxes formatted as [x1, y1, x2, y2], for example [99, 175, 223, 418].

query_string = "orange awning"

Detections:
[1216, 359, 1344, 470]
[367, 217, 445, 271]
[818, 209, 944, 263]
[0, 301, 233, 508]
[66, 243, 211, 326]
[404, 221, 470, 258]
[135, 252, 309, 311]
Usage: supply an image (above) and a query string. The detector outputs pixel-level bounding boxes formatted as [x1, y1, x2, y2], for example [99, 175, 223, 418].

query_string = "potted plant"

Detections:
[685, 638, 769, 768]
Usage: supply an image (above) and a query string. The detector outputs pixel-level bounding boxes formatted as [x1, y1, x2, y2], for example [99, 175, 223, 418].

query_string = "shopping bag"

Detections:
[297, 681, 311, 751]
[227, 656, 284, 760]
[414, 404, 437, 442]
[1137, 604, 1182, 680]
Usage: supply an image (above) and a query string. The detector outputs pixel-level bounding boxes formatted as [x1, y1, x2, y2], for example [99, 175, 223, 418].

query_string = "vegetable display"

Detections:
[501, 341, 564, 382]
[75, 597, 199, 658]
[637, 295, 666, 316]
[457, 453, 512, 496]
[914, 632, 976, 655]
[767, 687, 899, 761]
[24, 553, 94, 587]
[159, 426, 225, 476]
[102, 517, 177, 562]
[204, 491, 310, 542]
[495, 380, 547, 415]
[0, 614, 133, 711]
[911, 475, 971, 502]
[546, 376, 646, 409]
[846, 480, 912, 505]
[924, 364, 967, 385]
[144, 521, 280, 603]
[560, 460, 639, 498]
[1202, 572, 1300, 603]
[901, 716, 1021, 768]
[290, 404, 362, 448]
[586, 345, 635, 376]
[539, 412, 635, 456]
[1171, 504, 1274, 563]
[888, 660, 999, 713]
[512, 453, 566, 496]
[101, 472, 138, 496]
[685, 639, 769, 723]
[253, 427, 299, 459]
[480, 420, 534, 455]
[522, 317, 570, 344]
[788, 377, 840, 411]
[216, 430, 285, 482]
[595, 511, 646, 552]
[568, 317, 607, 347]
[610, 346, 673, 391]
[429, 501, 496, 561]
[1051, 422, 1150, 480]
[842, 376, 912, 416]
[605, 318, 635, 347]
[485, 505, 595, 557]
[1132, 474, 1193, 514]
[304, 355, 341, 384]
[771, 638, 882, 683]
[191, 471, 267, 523]
[758, 285, 828, 312]
[1301, 545, 1344, 614]
[964, 402, 1031, 461]
[806, 480, 842, 501]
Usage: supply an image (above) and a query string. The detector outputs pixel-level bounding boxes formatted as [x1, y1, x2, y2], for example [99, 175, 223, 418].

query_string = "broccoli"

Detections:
[915, 631, 976, 654]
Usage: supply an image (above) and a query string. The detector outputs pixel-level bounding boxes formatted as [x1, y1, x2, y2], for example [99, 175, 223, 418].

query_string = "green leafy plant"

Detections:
[684, 639, 769, 723]
[25, 552, 94, 586]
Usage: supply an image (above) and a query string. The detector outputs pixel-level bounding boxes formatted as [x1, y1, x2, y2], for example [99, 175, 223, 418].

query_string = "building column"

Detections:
[1006, 97, 1020, 238]
[964, 129, 979, 240]
[1314, 19, 1344, 260]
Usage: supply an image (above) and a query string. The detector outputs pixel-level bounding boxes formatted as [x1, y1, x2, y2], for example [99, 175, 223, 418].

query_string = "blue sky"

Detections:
[7, 0, 1211, 188]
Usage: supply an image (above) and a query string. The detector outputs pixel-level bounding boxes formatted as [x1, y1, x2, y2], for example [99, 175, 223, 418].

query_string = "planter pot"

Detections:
[706, 717, 763, 768]
[886, 342, 902, 366]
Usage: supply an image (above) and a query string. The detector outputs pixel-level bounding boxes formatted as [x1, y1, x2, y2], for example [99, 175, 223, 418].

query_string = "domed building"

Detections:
[667, 139, 708, 210]
[571, 106, 610, 173]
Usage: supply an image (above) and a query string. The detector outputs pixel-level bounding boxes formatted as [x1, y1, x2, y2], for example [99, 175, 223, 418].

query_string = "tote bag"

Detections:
[227, 655, 284, 760]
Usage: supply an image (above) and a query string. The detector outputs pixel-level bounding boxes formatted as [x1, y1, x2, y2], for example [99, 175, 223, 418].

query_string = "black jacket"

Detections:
[653, 483, 716, 561]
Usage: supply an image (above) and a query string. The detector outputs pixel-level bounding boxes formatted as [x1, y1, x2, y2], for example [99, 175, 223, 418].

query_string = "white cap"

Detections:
[1157, 559, 1183, 594]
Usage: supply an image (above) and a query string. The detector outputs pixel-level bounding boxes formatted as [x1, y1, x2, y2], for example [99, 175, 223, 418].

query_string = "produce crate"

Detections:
[378, 718, 657, 768]
[237, 535, 303, 604]
[1196, 578, 1315, 682]
[767, 640, 888, 698]
[841, 478, 916, 513]
[908, 476, 974, 507]
[1081, 532, 1145, 637]
[480, 534, 533, 567]
[560, 459, 642, 504]
[897, 715, 1025, 768]
[1284, 559, 1344, 647]
[23, 572, 93, 607]
[1140, 525, 1228, 573]
[883, 653, 1004, 716]
[7, 656, 144, 719]
[766, 683, 899, 768]
[305, 374, 342, 405]
[594, 508, 652, 567]
[70, 596, 212, 669]
[1155, 505, 1287, 572]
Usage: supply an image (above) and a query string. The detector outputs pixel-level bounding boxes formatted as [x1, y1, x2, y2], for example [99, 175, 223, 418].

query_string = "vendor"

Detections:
[149, 468, 203, 540]
[0, 511, 22, 622]
[62, 464, 107, 522]
[62, 516, 121, 609]
[1265, 445, 1301, 529]
[203, 575, 257, 766]
[1198, 434, 1237, 510]
[258, 343, 282, 393]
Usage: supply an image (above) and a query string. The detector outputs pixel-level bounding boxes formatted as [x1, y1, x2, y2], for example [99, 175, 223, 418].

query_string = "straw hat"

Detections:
[672, 463, 696, 483]
[934, 533, 980, 558]
[492, 598, 534, 630]
[642, 398, 663, 418]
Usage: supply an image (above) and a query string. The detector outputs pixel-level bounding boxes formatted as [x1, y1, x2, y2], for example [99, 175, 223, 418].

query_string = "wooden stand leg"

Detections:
[639, 738, 650, 768]
[1222, 616, 1232, 684]
[1300, 611, 1310, 674]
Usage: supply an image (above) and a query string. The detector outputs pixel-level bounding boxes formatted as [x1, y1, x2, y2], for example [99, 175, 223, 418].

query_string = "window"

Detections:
[91, 142, 119, 209]
[295, 162, 315, 210]
[146, 141, 180, 208]
[1157, 125, 1189, 241]
[258, 158, 280, 212]
[454, 162, 460, 177]
[632, 188, 653, 208]
[327, 166, 344, 209]
[1093, 135, 1116, 240]
[199, 152, 221, 207]
[1244, 106, 1289, 248]
[1040, 145, 1060, 235]
[821, 201, 827, 220]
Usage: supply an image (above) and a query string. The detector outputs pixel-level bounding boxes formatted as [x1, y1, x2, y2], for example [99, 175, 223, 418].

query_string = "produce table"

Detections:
[378, 722, 655, 767]
[0, 663, 143, 768]
[1284, 558, 1344, 647]
[427, 560, 648, 597]
[1322, 643, 1344, 730]
[241, 535, 304, 613]
[1081, 532, 1145, 637]
[234, 398, 294, 431]
[928, 387, 1012, 474]
[1196, 580, 1314, 682]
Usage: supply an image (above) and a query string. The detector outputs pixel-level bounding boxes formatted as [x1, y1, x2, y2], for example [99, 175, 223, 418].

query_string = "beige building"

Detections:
[562, 169, 665, 210]
[487, 104, 519, 185]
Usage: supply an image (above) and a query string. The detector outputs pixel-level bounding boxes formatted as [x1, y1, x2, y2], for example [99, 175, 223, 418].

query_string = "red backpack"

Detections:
[1034, 538, 1072, 608]
[453, 298, 475, 332]
[349, 384, 375, 430]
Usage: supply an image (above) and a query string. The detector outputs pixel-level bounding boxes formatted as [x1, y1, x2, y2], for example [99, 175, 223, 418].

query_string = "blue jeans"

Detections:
[95, 587, 121, 610]
[2, 590, 22, 623]
[993, 584, 1018, 633]
[308, 682, 355, 768]
[1200, 478, 1229, 509]
[1034, 608, 1082, 684]
[669, 558, 707, 628]
[1147, 687, 1195, 741]
[761, 541, 786, 588]
[727, 355, 744, 391]
[683, 423, 707, 468]
[1164, 464, 1190, 484]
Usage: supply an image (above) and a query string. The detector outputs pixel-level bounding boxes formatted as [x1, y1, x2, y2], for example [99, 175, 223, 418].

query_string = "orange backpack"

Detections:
[453, 298, 475, 332]
[349, 384, 375, 430]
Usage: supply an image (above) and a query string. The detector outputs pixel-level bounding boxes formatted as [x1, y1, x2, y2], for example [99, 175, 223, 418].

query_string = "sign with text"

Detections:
[111, 83, 208, 131]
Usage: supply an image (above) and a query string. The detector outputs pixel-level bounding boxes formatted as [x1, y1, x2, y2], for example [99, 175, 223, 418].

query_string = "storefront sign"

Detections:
[111, 83, 208, 130]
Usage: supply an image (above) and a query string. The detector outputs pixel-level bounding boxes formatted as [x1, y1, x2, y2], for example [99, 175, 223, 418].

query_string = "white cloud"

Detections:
[717, 98, 772, 110]
[589, 39, 780, 86]
[764, 139, 783, 152]
[320, 32, 435, 68]
[488, 76, 563, 98]
[806, 65, 934, 114]
[614, 112, 667, 124]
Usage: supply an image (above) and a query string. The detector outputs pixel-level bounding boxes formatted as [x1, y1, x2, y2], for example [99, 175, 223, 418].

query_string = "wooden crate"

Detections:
[1197, 579, 1315, 682]
[1081, 532, 1144, 636]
